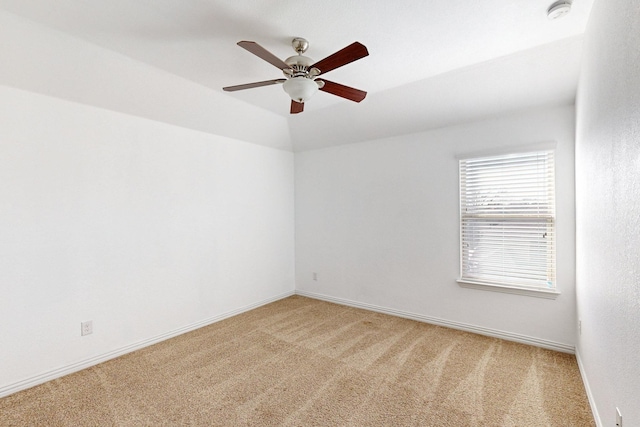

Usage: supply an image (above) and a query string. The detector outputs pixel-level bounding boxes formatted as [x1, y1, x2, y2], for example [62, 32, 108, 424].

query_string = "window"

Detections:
[458, 151, 557, 297]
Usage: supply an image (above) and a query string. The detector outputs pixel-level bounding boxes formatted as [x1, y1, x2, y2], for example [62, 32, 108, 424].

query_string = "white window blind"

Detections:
[459, 151, 556, 290]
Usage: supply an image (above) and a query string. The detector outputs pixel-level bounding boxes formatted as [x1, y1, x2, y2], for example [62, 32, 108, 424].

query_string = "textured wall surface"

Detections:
[296, 105, 577, 348]
[0, 86, 295, 396]
[0, 10, 295, 397]
[575, 0, 640, 425]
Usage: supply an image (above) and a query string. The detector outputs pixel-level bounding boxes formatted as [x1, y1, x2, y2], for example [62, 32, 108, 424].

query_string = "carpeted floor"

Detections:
[0, 296, 594, 426]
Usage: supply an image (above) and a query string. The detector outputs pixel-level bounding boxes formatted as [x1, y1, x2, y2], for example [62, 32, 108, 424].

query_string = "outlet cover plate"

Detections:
[81, 321, 93, 336]
[616, 407, 622, 427]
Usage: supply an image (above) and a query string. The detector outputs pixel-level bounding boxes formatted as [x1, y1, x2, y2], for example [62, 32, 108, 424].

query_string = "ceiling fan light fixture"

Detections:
[283, 77, 318, 103]
[224, 38, 369, 113]
[547, 1, 572, 20]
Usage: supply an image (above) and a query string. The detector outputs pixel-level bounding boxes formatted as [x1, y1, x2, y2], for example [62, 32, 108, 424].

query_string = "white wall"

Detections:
[296, 105, 576, 349]
[575, 0, 640, 425]
[0, 10, 292, 151]
[0, 86, 294, 396]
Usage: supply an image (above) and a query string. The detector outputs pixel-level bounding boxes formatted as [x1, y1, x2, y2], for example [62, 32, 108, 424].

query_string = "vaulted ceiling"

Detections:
[0, 0, 594, 151]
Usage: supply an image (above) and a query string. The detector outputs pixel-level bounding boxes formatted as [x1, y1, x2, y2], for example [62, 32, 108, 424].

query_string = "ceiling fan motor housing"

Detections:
[284, 55, 314, 77]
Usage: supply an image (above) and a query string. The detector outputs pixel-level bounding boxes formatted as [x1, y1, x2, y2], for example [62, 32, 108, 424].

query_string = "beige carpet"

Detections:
[0, 296, 594, 426]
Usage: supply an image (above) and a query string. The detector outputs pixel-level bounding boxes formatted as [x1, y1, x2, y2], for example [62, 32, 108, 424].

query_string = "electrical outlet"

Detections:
[313, 272, 318, 281]
[616, 407, 622, 427]
[81, 321, 93, 336]
[578, 320, 582, 335]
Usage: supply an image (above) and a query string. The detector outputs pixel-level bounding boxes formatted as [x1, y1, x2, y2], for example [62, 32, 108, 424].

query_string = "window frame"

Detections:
[457, 150, 560, 299]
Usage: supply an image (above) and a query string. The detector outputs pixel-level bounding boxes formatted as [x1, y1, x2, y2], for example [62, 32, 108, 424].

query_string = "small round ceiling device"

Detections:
[547, 1, 572, 20]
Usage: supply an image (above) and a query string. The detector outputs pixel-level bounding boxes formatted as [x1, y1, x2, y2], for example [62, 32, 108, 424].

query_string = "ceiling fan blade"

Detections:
[318, 79, 367, 102]
[223, 79, 286, 92]
[290, 100, 304, 114]
[310, 42, 369, 75]
[237, 41, 291, 70]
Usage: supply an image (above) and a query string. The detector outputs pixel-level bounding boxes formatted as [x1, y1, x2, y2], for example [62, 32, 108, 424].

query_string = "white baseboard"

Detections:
[295, 290, 575, 354]
[2, 289, 577, 400]
[576, 349, 602, 427]
[0, 290, 295, 399]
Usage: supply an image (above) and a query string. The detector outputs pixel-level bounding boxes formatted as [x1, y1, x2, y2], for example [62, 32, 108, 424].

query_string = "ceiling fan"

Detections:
[223, 38, 369, 114]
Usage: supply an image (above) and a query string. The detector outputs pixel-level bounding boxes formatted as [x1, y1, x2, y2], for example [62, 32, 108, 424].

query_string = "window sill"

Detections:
[456, 279, 561, 299]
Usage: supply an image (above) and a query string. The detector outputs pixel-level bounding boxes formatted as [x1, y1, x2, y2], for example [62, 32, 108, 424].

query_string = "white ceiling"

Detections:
[0, 0, 594, 151]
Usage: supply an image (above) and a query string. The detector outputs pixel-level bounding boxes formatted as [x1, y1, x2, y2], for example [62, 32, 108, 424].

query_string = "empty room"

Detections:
[0, 0, 638, 426]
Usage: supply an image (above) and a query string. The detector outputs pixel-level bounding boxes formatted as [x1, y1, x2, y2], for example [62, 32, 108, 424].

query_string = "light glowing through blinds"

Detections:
[459, 151, 556, 289]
